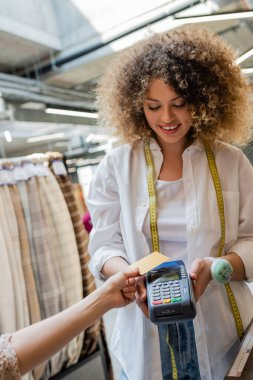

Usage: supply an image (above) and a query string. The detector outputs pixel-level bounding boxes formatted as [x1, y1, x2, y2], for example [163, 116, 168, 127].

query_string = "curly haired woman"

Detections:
[87, 25, 253, 380]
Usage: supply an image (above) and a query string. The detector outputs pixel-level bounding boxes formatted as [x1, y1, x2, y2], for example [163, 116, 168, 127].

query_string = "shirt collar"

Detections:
[149, 137, 204, 152]
[149, 138, 161, 151]
[190, 138, 204, 151]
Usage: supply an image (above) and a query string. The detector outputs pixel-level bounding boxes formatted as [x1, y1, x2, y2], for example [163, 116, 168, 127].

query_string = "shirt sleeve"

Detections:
[227, 151, 253, 281]
[0, 334, 21, 380]
[87, 154, 129, 279]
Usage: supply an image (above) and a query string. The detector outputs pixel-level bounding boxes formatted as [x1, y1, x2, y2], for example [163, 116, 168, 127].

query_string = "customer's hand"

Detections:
[189, 258, 212, 301]
[102, 268, 140, 308]
[135, 275, 149, 318]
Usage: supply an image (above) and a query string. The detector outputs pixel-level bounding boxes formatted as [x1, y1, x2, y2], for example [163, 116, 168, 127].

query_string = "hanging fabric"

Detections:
[0, 155, 83, 379]
[9, 185, 45, 380]
[0, 152, 113, 380]
[49, 157, 113, 379]
[0, 185, 30, 331]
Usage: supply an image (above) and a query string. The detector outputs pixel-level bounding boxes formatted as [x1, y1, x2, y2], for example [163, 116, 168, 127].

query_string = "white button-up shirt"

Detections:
[87, 138, 253, 380]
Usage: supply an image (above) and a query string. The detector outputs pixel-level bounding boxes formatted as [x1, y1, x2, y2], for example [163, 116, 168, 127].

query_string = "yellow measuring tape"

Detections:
[167, 330, 178, 380]
[204, 141, 244, 341]
[144, 140, 244, 377]
[144, 144, 160, 253]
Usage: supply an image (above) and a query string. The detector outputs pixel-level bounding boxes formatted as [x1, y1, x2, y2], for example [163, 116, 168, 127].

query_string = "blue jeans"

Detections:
[158, 320, 201, 380]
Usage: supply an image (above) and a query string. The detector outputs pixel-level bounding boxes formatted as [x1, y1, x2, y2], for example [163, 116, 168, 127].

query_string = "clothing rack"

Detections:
[0, 151, 63, 166]
[0, 151, 113, 380]
[0, 152, 68, 183]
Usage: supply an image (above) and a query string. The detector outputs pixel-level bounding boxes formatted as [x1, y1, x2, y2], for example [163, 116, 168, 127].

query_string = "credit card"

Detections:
[130, 251, 171, 275]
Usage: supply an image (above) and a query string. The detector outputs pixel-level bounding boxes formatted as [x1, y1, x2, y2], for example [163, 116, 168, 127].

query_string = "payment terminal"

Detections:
[146, 260, 196, 324]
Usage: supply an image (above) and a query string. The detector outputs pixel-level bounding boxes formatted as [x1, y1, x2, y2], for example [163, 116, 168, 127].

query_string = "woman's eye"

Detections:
[148, 106, 160, 111]
[173, 102, 186, 108]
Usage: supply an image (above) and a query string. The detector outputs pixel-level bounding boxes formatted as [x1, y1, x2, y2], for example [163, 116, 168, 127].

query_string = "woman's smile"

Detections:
[158, 124, 180, 133]
[143, 79, 192, 152]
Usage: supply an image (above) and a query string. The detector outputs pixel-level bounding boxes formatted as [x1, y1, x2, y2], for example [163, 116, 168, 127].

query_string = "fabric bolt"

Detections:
[0, 205, 17, 334]
[17, 178, 62, 380]
[0, 186, 31, 380]
[0, 186, 30, 331]
[72, 183, 88, 214]
[17, 180, 51, 380]
[37, 172, 83, 367]
[51, 173, 101, 357]
[9, 185, 41, 325]
[0, 334, 20, 380]
[9, 185, 45, 380]
[87, 138, 253, 380]
[26, 177, 67, 378]
[26, 177, 66, 318]
[17, 181, 42, 311]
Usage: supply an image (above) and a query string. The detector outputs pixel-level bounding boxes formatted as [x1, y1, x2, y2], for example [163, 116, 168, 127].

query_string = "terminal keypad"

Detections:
[151, 280, 182, 305]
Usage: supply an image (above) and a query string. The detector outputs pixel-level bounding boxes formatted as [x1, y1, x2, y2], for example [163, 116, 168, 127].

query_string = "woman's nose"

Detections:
[161, 106, 174, 122]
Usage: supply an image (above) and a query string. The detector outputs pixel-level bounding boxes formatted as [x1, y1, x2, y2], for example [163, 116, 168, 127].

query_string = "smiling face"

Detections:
[143, 79, 192, 153]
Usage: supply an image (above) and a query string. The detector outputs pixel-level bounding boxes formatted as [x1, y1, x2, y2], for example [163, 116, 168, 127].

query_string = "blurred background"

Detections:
[0, 0, 253, 166]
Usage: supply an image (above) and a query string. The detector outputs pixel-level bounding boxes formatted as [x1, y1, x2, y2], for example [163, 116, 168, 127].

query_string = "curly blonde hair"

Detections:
[96, 25, 252, 146]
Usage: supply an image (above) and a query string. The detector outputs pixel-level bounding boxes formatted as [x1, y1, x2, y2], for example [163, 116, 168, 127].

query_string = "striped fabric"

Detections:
[26, 177, 66, 318]
[51, 174, 101, 355]
[17, 181, 42, 311]
[72, 182, 88, 214]
[0, 189, 17, 334]
[0, 186, 30, 331]
[0, 185, 31, 380]
[9, 185, 45, 380]
[26, 177, 67, 377]
[37, 173, 84, 367]
[50, 169, 113, 380]
[9, 185, 41, 325]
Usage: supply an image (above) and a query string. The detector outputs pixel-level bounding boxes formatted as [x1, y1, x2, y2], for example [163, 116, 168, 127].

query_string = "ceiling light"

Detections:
[27, 132, 65, 143]
[85, 133, 110, 143]
[4, 130, 12, 142]
[236, 48, 253, 65]
[173, 10, 253, 24]
[110, 10, 253, 53]
[242, 68, 253, 74]
[45, 107, 98, 119]
[21, 102, 46, 110]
